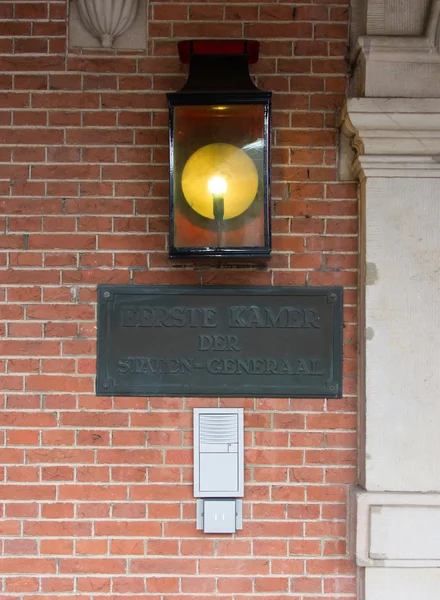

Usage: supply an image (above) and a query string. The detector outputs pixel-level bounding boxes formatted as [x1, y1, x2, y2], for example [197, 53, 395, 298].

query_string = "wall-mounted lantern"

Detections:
[167, 40, 271, 259]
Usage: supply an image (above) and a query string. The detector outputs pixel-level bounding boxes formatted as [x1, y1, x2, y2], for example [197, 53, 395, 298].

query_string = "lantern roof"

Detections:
[168, 39, 271, 98]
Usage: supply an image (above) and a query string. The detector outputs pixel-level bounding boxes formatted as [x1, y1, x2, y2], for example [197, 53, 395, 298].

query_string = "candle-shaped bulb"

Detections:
[208, 176, 227, 196]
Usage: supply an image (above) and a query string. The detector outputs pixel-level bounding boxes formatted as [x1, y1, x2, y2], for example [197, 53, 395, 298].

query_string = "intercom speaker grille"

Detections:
[199, 413, 238, 445]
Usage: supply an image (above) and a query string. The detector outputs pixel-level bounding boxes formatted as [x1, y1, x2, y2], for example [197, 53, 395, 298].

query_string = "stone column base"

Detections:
[352, 487, 440, 599]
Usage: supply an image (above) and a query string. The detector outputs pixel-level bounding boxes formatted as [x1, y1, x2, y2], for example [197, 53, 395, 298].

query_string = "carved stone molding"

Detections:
[350, 0, 440, 96]
[76, 0, 139, 48]
[340, 98, 440, 179]
[69, 0, 147, 51]
[352, 487, 440, 567]
[366, 0, 430, 36]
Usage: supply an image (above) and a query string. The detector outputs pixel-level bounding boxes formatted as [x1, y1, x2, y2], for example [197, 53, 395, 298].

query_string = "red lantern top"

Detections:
[177, 40, 260, 65]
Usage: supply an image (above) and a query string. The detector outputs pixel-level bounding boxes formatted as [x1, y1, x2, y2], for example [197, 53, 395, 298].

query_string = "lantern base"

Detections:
[169, 246, 271, 259]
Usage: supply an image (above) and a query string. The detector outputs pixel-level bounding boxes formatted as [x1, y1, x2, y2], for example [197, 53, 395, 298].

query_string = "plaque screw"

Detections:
[103, 291, 110, 299]
[329, 293, 337, 301]
[102, 382, 110, 389]
[329, 384, 336, 392]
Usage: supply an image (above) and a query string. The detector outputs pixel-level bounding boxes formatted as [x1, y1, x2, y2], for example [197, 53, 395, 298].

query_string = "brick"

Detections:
[0, 306, 24, 320]
[6, 504, 38, 519]
[15, 38, 48, 53]
[325, 467, 357, 484]
[133, 271, 201, 285]
[199, 559, 270, 575]
[32, 165, 100, 180]
[68, 58, 137, 73]
[271, 558, 305, 575]
[33, 93, 99, 110]
[307, 558, 354, 575]
[94, 522, 162, 537]
[0, 521, 21, 536]
[5, 576, 39, 592]
[225, 5, 258, 20]
[112, 503, 146, 519]
[0, 235, 24, 249]
[253, 540, 287, 557]
[111, 467, 146, 483]
[83, 111, 117, 127]
[27, 449, 94, 464]
[113, 576, 146, 593]
[148, 503, 179, 519]
[58, 484, 126, 500]
[7, 430, 39, 445]
[291, 577, 322, 593]
[0, 22, 31, 36]
[76, 466, 110, 482]
[97, 449, 163, 465]
[41, 577, 74, 593]
[41, 466, 74, 482]
[315, 23, 348, 40]
[307, 484, 347, 502]
[23, 522, 91, 539]
[296, 5, 329, 20]
[0, 558, 56, 573]
[61, 412, 128, 427]
[4, 538, 37, 555]
[62, 270, 130, 285]
[245, 522, 303, 538]
[66, 129, 133, 145]
[307, 413, 357, 430]
[271, 485, 306, 501]
[27, 305, 94, 320]
[309, 271, 357, 286]
[0, 482, 56, 500]
[306, 449, 356, 465]
[0, 340, 60, 357]
[132, 558, 197, 574]
[260, 5, 294, 20]
[76, 539, 109, 555]
[245, 22, 312, 38]
[77, 576, 111, 592]
[1, 54, 64, 71]
[60, 558, 126, 574]
[48, 110, 81, 126]
[0, 376, 23, 390]
[84, 75, 118, 90]
[41, 503, 74, 519]
[254, 577, 288, 592]
[109, 539, 145, 555]
[253, 467, 288, 483]
[190, 5, 223, 20]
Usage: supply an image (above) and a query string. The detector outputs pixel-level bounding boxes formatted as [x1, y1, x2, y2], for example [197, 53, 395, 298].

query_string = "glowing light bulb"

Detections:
[181, 143, 258, 220]
[208, 176, 227, 196]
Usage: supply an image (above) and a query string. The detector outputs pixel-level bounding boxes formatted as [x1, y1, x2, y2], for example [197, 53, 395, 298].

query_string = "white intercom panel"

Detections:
[193, 407, 244, 498]
[193, 408, 244, 533]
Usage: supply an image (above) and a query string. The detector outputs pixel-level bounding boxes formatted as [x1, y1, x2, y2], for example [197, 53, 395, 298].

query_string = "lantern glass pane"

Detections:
[172, 104, 266, 251]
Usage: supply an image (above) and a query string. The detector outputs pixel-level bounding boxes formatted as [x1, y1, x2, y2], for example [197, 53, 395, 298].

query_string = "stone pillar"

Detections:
[345, 1, 440, 597]
[345, 97, 440, 600]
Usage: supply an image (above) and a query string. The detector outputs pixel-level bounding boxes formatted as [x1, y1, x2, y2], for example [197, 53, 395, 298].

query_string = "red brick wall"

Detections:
[0, 0, 358, 597]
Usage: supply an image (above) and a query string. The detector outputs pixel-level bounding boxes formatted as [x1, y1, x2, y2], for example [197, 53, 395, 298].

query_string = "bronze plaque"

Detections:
[96, 285, 343, 398]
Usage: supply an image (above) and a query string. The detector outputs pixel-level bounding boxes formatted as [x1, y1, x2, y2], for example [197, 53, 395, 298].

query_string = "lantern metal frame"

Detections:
[167, 40, 272, 259]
